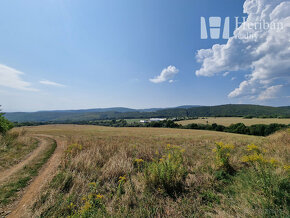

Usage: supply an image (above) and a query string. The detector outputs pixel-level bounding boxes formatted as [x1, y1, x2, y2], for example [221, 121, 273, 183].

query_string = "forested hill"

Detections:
[4, 104, 290, 122]
[159, 104, 290, 118]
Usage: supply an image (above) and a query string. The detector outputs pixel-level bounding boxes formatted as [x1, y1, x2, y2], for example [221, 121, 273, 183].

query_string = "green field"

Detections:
[176, 117, 290, 126]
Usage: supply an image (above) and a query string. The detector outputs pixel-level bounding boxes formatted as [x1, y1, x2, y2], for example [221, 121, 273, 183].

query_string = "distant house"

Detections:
[140, 118, 165, 123]
[149, 118, 166, 122]
[140, 120, 149, 123]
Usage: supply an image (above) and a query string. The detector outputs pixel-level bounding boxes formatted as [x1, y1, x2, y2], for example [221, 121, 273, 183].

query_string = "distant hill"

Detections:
[4, 104, 290, 122]
[158, 104, 290, 118]
[37, 107, 137, 113]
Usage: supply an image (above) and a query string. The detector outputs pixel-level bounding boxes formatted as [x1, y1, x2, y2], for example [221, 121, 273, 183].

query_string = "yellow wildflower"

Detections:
[246, 144, 260, 152]
[241, 153, 265, 163]
[96, 194, 104, 199]
[68, 202, 75, 209]
[89, 182, 96, 186]
[80, 201, 91, 213]
[267, 158, 279, 167]
[173, 145, 181, 149]
[118, 175, 126, 183]
[216, 142, 234, 150]
[135, 158, 144, 164]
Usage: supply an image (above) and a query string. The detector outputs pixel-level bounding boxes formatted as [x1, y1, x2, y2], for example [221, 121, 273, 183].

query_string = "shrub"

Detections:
[212, 142, 235, 174]
[65, 143, 83, 156]
[240, 144, 289, 214]
[134, 158, 145, 171]
[71, 182, 106, 217]
[144, 144, 187, 196]
[116, 175, 127, 196]
[0, 114, 13, 135]
[226, 123, 249, 134]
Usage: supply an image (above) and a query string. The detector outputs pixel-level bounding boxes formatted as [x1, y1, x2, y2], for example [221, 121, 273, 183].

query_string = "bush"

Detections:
[212, 142, 235, 174]
[0, 114, 13, 135]
[240, 144, 290, 215]
[226, 123, 249, 134]
[70, 182, 106, 217]
[144, 144, 187, 196]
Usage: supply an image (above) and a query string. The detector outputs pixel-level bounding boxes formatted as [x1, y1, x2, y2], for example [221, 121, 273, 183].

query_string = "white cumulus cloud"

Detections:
[257, 85, 283, 100]
[196, 0, 290, 101]
[39, 80, 66, 87]
[0, 64, 37, 91]
[150, 65, 179, 83]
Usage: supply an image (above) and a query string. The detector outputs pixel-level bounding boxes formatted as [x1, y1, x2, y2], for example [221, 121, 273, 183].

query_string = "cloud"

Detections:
[150, 65, 179, 83]
[0, 64, 37, 91]
[196, 0, 290, 100]
[39, 80, 66, 87]
[257, 85, 283, 100]
[223, 72, 230, 77]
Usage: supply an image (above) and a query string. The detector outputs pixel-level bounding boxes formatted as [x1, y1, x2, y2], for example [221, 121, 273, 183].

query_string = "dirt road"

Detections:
[0, 137, 48, 184]
[5, 136, 66, 218]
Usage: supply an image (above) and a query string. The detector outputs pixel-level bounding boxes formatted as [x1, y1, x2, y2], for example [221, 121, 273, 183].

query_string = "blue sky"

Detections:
[0, 0, 289, 112]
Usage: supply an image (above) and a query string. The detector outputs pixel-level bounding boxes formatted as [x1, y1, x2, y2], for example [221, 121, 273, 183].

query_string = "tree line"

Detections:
[14, 119, 289, 137]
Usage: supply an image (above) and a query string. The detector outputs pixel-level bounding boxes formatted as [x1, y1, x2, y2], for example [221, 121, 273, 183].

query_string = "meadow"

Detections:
[0, 129, 37, 171]
[176, 117, 290, 126]
[13, 125, 288, 217]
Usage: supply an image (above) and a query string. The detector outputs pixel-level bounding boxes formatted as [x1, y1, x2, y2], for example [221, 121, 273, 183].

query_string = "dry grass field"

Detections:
[1, 125, 289, 217]
[25, 125, 289, 217]
[176, 117, 290, 126]
[0, 129, 37, 171]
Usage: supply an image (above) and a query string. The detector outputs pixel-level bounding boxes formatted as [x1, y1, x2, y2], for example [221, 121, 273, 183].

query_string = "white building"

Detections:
[149, 118, 166, 122]
[140, 120, 149, 123]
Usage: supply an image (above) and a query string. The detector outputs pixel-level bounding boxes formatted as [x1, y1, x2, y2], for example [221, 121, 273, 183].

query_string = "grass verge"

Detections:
[0, 130, 38, 170]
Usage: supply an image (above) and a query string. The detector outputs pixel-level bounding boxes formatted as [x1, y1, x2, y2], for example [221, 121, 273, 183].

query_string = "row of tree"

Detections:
[136, 120, 288, 136]
[182, 122, 288, 136]
[15, 119, 288, 137]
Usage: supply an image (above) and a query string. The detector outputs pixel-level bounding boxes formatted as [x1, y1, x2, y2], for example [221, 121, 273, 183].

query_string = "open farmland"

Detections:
[1, 125, 288, 217]
[176, 117, 290, 126]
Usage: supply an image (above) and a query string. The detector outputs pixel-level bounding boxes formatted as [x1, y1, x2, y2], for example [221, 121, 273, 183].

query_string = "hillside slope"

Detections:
[4, 104, 290, 122]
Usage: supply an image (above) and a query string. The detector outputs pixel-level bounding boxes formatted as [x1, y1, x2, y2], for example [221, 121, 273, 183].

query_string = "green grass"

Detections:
[0, 140, 57, 206]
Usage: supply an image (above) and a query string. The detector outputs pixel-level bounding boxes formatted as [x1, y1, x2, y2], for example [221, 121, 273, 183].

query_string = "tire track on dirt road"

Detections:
[7, 135, 67, 218]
